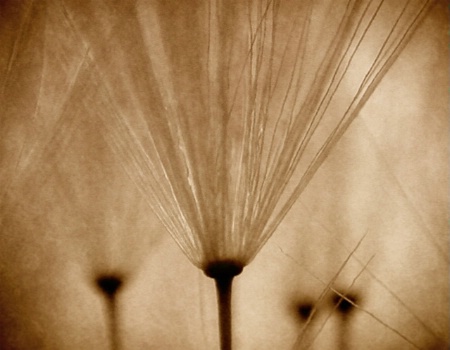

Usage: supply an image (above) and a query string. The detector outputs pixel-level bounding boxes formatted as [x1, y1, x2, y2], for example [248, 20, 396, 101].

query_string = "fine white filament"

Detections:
[2, 0, 435, 271]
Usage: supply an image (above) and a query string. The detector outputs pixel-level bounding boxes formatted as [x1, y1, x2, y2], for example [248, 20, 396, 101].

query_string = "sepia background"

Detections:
[0, 1, 448, 349]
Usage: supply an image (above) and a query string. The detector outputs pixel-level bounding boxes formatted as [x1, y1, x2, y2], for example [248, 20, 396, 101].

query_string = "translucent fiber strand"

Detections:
[56, 0, 434, 269]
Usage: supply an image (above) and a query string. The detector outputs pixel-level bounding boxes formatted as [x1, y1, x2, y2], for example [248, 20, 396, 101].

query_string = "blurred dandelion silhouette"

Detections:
[1, 0, 437, 349]
[96, 274, 124, 350]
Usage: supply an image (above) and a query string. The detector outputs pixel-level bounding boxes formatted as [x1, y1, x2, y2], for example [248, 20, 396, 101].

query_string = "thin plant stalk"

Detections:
[96, 276, 123, 350]
[104, 295, 121, 350]
[205, 260, 244, 350]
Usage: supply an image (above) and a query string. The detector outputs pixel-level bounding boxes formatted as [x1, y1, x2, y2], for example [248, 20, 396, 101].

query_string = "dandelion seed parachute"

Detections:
[58, 0, 434, 269]
[1, 0, 434, 349]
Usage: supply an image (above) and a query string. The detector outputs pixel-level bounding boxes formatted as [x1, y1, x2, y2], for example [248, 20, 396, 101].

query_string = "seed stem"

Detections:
[204, 260, 243, 350]
[96, 275, 123, 350]
[214, 275, 234, 350]
[105, 294, 120, 350]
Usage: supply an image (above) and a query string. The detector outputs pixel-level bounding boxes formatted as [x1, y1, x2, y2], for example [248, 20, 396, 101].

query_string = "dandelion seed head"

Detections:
[203, 260, 244, 279]
[8, 0, 429, 277]
[96, 275, 124, 299]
